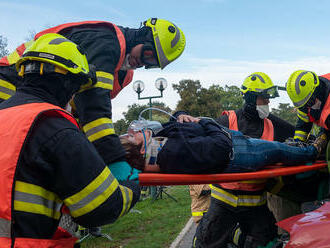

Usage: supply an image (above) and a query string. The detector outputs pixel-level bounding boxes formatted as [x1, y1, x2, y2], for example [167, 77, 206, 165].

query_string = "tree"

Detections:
[173, 79, 243, 118]
[0, 35, 9, 57]
[271, 103, 297, 125]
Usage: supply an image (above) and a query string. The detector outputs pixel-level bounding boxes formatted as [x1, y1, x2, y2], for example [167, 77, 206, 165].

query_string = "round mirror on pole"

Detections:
[133, 80, 145, 94]
[155, 78, 167, 91]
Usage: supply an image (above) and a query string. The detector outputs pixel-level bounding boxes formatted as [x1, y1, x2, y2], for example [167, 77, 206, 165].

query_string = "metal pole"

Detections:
[149, 98, 152, 120]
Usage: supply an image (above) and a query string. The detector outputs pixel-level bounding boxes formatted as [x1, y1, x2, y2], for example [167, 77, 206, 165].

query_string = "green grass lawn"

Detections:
[81, 185, 192, 248]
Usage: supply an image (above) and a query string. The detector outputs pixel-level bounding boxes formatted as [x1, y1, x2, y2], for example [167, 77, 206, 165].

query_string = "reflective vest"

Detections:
[314, 74, 330, 130]
[0, 102, 78, 248]
[315, 95, 330, 130]
[219, 110, 274, 192]
[0, 21, 133, 99]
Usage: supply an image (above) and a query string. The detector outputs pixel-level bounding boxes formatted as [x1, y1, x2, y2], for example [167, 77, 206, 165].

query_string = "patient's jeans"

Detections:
[225, 129, 318, 173]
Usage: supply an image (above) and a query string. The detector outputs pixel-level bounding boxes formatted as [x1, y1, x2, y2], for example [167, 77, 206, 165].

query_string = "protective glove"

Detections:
[108, 161, 141, 182]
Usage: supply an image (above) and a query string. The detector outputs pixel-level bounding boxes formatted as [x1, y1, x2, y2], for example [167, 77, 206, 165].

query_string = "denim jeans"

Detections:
[224, 129, 318, 173]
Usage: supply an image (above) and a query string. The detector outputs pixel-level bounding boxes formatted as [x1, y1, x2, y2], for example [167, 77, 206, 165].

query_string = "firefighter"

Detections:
[286, 70, 330, 140]
[0, 18, 186, 174]
[0, 33, 140, 247]
[192, 72, 295, 248]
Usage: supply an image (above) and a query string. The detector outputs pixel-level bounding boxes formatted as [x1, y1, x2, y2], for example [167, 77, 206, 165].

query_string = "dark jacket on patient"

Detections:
[156, 119, 233, 174]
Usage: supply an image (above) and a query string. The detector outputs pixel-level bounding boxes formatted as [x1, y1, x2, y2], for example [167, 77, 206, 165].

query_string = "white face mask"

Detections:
[256, 104, 270, 119]
[120, 54, 135, 71]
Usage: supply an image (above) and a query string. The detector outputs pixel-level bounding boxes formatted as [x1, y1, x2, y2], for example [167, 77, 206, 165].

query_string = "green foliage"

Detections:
[114, 102, 172, 135]
[0, 35, 9, 57]
[173, 79, 243, 118]
[271, 103, 297, 125]
[81, 186, 191, 248]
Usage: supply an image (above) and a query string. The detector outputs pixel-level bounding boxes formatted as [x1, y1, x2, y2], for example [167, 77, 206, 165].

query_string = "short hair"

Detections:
[120, 137, 146, 171]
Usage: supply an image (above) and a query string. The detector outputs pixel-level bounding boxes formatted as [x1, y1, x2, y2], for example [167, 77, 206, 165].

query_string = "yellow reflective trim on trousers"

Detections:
[192, 211, 206, 217]
[7, 51, 20, 65]
[118, 185, 133, 217]
[64, 167, 119, 217]
[211, 186, 266, 207]
[14, 200, 61, 219]
[83, 118, 115, 142]
[15, 181, 61, 203]
[240, 179, 267, 184]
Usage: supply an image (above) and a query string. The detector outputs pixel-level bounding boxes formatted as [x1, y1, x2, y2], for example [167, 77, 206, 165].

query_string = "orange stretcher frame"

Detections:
[139, 160, 328, 186]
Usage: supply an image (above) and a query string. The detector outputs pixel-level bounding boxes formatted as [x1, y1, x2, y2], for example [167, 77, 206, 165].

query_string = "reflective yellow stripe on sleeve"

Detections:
[118, 185, 133, 217]
[0, 79, 16, 100]
[95, 71, 114, 90]
[64, 167, 119, 218]
[294, 130, 308, 141]
[210, 185, 266, 207]
[83, 117, 115, 142]
[297, 109, 309, 123]
[14, 181, 63, 219]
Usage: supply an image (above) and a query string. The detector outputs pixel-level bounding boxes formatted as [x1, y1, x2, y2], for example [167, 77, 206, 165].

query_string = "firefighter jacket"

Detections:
[294, 74, 330, 141]
[211, 107, 294, 208]
[189, 184, 211, 224]
[0, 89, 140, 247]
[0, 21, 135, 165]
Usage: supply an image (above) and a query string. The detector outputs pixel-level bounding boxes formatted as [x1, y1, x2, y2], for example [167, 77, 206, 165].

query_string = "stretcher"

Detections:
[139, 160, 328, 186]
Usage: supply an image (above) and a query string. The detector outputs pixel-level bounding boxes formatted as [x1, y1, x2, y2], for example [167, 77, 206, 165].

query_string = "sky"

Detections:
[2, 0, 330, 121]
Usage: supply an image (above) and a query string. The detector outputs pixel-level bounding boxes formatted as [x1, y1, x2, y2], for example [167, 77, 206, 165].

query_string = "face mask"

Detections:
[256, 104, 270, 119]
[120, 54, 135, 71]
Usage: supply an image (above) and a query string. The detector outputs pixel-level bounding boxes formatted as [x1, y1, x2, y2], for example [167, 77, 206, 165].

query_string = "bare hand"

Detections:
[177, 114, 200, 123]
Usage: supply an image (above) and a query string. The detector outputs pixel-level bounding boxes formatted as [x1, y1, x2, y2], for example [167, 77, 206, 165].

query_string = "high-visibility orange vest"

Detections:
[0, 102, 78, 248]
[0, 21, 133, 99]
[314, 74, 330, 130]
[220, 110, 274, 191]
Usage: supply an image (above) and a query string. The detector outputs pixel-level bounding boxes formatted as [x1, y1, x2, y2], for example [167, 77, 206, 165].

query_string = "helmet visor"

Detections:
[141, 43, 160, 69]
[260, 86, 281, 99]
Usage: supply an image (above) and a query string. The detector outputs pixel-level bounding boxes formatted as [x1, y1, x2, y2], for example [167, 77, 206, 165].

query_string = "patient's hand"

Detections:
[177, 114, 200, 123]
[144, 164, 161, 173]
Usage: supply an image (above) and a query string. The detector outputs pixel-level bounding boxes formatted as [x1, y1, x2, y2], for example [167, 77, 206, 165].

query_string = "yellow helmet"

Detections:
[241, 72, 276, 97]
[286, 70, 319, 108]
[144, 18, 185, 69]
[16, 33, 90, 78]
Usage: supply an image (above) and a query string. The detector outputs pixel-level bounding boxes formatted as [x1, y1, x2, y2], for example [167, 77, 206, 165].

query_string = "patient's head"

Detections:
[120, 135, 146, 171]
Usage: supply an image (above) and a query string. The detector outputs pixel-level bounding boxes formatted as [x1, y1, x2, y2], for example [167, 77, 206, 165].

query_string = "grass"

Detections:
[81, 186, 192, 248]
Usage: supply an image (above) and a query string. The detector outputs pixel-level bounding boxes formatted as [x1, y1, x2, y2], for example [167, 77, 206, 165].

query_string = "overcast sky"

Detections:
[2, 0, 330, 120]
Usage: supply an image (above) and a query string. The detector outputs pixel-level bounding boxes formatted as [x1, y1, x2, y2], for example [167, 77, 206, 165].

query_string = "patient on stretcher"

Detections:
[120, 118, 319, 174]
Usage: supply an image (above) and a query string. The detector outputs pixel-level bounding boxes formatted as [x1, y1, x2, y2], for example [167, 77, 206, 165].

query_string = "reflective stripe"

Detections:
[293, 71, 312, 107]
[250, 74, 265, 84]
[95, 71, 114, 90]
[64, 167, 119, 217]
[14, 181, 62, 219]
[192, 211, 206, 217]
[210, 186, 266, 207]
[294, 130, 308, 141]
[154, 27, 170, 69]
[233, 227, 242, 245]
[297, 110, 309, 123]
[49, 38, 74, 45]
[119, 185, 133, 217]
[0, 79, 16, 100]
[0, 218, 11, 238]
[171, 24, 181, 48]
[83, 117, 115, 142]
